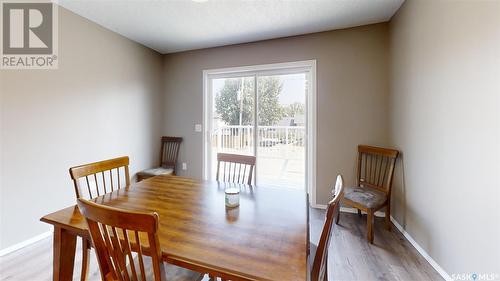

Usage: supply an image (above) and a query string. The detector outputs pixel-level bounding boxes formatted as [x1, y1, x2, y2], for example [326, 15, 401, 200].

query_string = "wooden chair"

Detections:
[216, 153, 256, 185]
[336, 145, 399, 243]
[70, 156, 130, 199]
[77, 198, 202, 281]
[137, 136, 183, 181]
[69, 156, 131, 281]
[310, 175, 344, 281]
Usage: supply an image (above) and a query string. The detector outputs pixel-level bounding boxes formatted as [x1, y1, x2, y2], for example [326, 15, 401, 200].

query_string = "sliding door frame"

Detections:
[202, 60, 318, 206]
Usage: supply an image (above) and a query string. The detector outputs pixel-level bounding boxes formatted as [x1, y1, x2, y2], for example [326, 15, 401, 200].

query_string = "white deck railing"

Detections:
[212, 125, 305, 159]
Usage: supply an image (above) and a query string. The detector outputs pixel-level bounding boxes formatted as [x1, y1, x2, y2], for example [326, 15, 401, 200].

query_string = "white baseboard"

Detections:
[0, 230, 53, 257]
[390, 216, 452, 281]
[311, 203, 327, 209]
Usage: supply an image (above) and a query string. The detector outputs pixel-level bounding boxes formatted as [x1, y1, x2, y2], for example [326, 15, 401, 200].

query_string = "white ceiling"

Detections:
[58, 0, 404, 54]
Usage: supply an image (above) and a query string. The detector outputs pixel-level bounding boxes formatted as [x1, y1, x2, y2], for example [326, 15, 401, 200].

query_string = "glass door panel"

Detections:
[256, 73, 307, 189]
[210, 76, 255, 180]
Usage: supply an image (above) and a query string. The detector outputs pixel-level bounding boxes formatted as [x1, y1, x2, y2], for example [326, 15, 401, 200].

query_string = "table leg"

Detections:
[53, 226, 77, 281]
[80, 238, 91, 281]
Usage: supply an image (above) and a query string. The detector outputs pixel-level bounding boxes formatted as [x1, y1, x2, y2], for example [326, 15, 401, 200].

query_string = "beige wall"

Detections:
[0, 8, 164, 249]
[162, 23, 391, 206]
[389, 0, 500, 275]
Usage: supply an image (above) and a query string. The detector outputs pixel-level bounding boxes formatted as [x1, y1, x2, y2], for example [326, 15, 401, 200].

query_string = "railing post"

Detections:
[218, 128, 221, 150]
[285, 127, 289, 158]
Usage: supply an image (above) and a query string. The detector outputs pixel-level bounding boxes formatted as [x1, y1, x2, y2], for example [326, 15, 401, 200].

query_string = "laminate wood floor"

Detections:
[311, 210, 443, 281]
[0, 210, 442, 281]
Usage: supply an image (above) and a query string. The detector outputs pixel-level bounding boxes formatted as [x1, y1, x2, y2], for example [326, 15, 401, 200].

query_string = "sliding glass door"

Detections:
[204, 62, 314, 192]
[256, 73, 306, 189]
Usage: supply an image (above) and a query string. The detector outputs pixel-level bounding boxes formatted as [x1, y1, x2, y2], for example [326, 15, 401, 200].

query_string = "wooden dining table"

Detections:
[40, 175, 309, 281]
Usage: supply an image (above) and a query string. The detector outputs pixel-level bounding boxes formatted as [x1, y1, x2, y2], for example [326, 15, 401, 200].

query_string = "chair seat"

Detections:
[128, 256, 202, 281]
[162, 263, 202, 281]
[138, 167, 174, 177]
[344, 186, 387, 209]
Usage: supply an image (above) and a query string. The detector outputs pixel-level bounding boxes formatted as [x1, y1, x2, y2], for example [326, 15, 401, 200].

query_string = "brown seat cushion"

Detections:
[344, 186, 387, 209]
[137, 167, 174, 177]
[135, 256, 202, 281]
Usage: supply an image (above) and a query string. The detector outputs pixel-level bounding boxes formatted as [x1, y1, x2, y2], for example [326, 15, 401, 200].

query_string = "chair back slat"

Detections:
[70, 157, 130, 199]
[160, 137, 183, 173]
[78, 198, 165, 281]
[357, 145, 399, 194]
[311, 175, 344, 281]
[216, 153, 256, 185]
[134, 230, 147, 281]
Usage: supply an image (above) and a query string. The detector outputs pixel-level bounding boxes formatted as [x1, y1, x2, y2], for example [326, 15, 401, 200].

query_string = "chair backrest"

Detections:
[311, 175, 344, 281]
[70, 156, 130, 199]
[216, 153, 256, 185]
[77, 198, 165, 281]
[356, 145, 399, 195]
[160, 136, 183, 173]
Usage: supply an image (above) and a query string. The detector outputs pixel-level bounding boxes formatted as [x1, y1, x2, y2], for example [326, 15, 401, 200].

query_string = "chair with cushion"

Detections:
[69, 156, 131, 281]
[336, 145, 399, 243]
[310, 174, 344, 281]
[77, 198, 202, 281]
[137, 136, 183, 181]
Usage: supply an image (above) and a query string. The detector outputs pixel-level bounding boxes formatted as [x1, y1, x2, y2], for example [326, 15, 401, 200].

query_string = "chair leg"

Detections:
[323, 262, 328, 281]
[357, 209, 362, 217]
[385, 204, 392, 231]
[367, 210, 374, 244]
[80, 238, 91, 281]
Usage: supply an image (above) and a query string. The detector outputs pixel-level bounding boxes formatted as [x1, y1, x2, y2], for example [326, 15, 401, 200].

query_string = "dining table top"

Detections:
[40, 175, 309, 281]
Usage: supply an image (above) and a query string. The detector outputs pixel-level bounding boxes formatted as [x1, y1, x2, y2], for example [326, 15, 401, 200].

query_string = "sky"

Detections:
[211, 73, 306, 106]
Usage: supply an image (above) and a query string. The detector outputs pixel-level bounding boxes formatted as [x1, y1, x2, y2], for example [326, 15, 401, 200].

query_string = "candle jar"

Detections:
[225, 205, 240, 222]
[225, 188, 240, 208]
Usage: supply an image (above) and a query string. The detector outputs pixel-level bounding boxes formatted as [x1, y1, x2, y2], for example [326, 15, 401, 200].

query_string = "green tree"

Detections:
[284, 102, 305, 117]
[257, 77, 284, 126]
[215, 77, 284, 126]
[215, 78, 254, 125]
